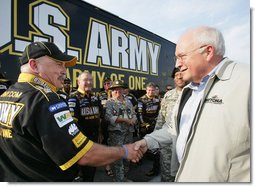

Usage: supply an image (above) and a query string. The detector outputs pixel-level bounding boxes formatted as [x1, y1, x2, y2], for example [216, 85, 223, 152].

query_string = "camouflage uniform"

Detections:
[154, 88, 180, 182]
[124, 93, 138, 137]
[105, 97, 136, 182]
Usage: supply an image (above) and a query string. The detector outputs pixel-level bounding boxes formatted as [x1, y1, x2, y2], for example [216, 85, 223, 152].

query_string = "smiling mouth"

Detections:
[180, 68, 188, 72]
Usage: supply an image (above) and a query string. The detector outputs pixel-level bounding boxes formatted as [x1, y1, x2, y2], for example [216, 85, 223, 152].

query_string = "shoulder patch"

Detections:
[48, 101, 68, 112]
[54, 110, 73, 128]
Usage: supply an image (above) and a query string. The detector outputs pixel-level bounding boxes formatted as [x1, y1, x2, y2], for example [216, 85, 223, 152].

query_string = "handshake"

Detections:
[122, 139, 148, 163]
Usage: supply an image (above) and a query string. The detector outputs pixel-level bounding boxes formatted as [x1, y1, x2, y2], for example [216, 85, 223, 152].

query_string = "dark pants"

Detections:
[152, 151, 160, 173]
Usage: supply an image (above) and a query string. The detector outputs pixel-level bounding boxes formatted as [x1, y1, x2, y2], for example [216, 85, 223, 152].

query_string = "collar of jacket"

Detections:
[18, 72, 57, 92]
[77, 88, 91, 97]
[214, 57, 235, 81]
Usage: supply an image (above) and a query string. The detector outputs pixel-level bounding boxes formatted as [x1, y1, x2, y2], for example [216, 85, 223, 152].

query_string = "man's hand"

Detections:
[123, 143, 144, 163]
[134, 139, 148, 155]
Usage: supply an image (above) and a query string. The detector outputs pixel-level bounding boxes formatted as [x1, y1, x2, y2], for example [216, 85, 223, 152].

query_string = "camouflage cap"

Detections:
[109, 80, 125, 90]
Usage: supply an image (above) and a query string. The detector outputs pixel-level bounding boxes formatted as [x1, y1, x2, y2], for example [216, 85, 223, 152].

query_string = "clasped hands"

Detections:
[123, 139, 148, 163]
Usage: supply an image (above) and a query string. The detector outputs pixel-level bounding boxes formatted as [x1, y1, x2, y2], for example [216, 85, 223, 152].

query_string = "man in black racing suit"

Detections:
[68, 72, 103, 181]
[137, 82, 161, 177]
[0, 41, 142, 181]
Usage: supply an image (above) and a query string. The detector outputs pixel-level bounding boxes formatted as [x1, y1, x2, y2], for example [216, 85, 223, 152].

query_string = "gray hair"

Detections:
[193, 26, 225, 56]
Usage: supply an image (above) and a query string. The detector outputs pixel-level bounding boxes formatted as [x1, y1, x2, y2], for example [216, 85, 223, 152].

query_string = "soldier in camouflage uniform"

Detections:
[123, 83, 139, 137]
[154, 67, 188, 182]
[105, 80, 137, 182]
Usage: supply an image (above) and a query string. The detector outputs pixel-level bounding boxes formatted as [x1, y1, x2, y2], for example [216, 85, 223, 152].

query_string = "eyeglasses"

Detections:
[174, 45, 208, 62]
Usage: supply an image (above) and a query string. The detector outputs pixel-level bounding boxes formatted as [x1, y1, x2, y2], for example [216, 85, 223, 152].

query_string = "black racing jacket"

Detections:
[0, 73, 93, 181]
[137, 94, 161, 124]
[68, 90, 103, 141]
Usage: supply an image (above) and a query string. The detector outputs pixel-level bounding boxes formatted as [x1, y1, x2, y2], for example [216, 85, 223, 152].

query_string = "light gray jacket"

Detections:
[144, 58, 250, 182]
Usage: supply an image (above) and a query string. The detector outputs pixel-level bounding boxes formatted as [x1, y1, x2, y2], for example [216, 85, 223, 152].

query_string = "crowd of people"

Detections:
[57, 72, 178, 182]
[0, 26, 250, 182]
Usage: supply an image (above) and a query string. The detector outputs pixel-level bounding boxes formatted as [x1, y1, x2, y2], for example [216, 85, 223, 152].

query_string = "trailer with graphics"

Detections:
[0, 0, 176, 93]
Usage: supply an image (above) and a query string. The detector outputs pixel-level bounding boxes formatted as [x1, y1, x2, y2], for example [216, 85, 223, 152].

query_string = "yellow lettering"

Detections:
[110, 73, 118, 81]
[97, 72, 105, 89]
[129, 76, 147, 90]
[68, 68, 148, 91]
[1, 91, 22, 98]
[141, 77, 147, 90]
[0, 128, 12, 138]
[118, 74, 125, 81]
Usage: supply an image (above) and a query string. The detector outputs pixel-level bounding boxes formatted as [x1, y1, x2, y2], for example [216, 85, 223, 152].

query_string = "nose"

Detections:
[175, 59, 183, 70]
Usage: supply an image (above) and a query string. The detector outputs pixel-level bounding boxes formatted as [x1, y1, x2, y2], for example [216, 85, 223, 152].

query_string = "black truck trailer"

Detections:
[0, 0, 176, 94]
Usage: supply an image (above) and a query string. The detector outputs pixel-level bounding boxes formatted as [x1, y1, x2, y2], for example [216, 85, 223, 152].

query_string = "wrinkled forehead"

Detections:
[176, 30, 201, 52]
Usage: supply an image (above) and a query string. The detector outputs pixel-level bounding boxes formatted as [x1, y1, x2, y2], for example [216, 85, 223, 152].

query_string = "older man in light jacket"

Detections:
[134, 26, 250, 182]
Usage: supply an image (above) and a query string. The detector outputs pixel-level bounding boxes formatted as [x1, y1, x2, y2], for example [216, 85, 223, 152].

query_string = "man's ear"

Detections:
[28, 59, 39, 74]
[205, 45, 214, 61]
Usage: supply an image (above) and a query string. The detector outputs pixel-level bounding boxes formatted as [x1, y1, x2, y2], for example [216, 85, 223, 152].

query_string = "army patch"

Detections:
[72, 132, 86, 148]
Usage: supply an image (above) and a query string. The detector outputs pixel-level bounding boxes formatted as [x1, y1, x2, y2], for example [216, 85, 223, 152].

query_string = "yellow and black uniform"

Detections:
[138, 94, 160, 177]
[68, 90, 102, 144]
[0, 73, 93, 181]
[137, 94, 160, 137]
[68, 90, 103, 181]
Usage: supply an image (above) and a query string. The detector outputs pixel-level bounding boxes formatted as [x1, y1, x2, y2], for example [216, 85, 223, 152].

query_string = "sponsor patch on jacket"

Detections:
[72, 132, 86, 148]
[54, 110, 73, 128]
[68, 123, 79, 136]
[48, 102, 67, 112]
[68, 101, 76, 108]
[205, 95, 223, 104]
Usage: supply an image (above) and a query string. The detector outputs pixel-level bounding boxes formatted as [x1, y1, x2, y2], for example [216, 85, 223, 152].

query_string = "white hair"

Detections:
[193, 26, 225, 56]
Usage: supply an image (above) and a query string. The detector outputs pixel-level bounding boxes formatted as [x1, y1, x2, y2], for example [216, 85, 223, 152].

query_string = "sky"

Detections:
[84, 0, 250, 64]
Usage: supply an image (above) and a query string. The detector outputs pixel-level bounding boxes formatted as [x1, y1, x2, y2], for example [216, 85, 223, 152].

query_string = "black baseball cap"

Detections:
[19, 41, 77, 67]
[171, 67, 180, 78]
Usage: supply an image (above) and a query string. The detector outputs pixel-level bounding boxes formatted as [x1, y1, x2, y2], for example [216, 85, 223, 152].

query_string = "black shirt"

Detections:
[0, 73, 93, 181]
